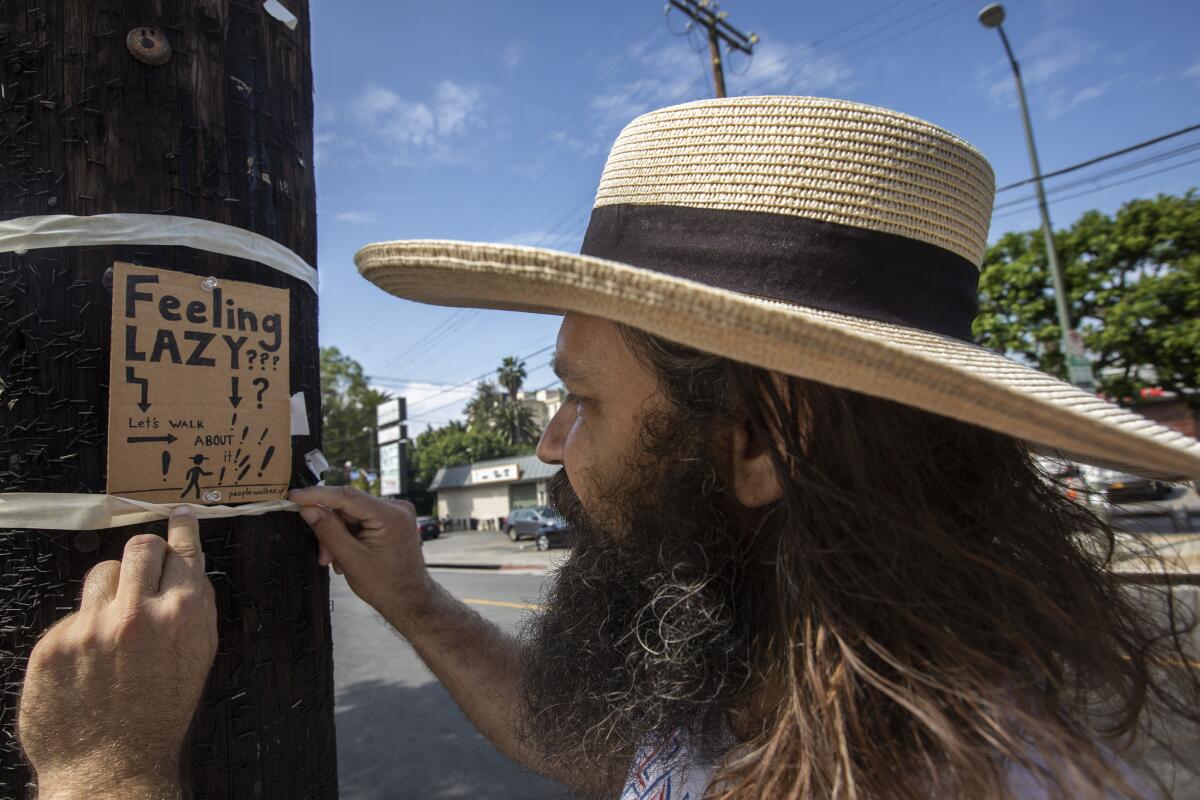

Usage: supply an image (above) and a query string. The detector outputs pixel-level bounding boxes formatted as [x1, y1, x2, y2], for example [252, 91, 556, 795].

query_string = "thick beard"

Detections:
[517, 419, 753, 778]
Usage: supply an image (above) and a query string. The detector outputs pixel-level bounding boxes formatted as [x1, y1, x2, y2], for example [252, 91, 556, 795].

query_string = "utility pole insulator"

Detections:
[668, 0, 756, 98]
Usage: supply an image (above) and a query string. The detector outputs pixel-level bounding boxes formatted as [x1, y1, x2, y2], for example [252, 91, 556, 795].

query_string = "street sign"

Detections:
[376, 397, 406, 428]
[379, 440, 404, 497]
[377, 424, 407, 445]
[470, 463, 520, 485]
[1064, 329, 1096, 388]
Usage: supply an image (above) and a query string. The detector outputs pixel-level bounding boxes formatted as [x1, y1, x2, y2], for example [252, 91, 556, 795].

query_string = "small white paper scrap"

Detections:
[290, 391, 310, 436]
[263, 0, 299, 29]
[304, 449, 330, 481]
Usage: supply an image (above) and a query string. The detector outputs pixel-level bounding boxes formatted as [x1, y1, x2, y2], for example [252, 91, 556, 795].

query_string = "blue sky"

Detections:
[310, 0, 1200, 432]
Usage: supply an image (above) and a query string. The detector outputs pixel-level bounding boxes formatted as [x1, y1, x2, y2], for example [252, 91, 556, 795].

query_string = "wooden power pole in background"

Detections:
[0, 1, 336, 797]
[668, 0, 757, 98]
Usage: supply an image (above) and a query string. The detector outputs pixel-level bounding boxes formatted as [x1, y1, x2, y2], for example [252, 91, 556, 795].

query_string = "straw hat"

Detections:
[356, 96, 1200, 480]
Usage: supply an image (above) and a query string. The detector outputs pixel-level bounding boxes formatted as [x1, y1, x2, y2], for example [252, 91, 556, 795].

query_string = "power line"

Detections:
[423, 334, 558, 383]
[374, 307, 474, 375]
[992, 156, 1200, 221]
[834, 1, 965, 62]
[810, 0, 907, 47]
[398, 309, 491, 373]
[666, 0, 757, 98]
[735, 0, 964, 95]
[994, 141, 1200, 212]
[405, 344, 557, 413]
[996, 140, 1200, 210]
[413, 358, 555, 420]
[996, 122, 1200, 193]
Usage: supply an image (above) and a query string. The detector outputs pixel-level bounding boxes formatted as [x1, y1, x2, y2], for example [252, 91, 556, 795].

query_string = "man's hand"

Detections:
[18, 507, 218, 798]
[289, 486, 431, 629]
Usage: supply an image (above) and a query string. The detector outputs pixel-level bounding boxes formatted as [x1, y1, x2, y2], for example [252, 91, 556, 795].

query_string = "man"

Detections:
[19, 97, 1200, 798]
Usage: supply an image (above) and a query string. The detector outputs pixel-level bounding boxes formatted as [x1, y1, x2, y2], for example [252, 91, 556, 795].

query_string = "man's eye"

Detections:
[565, 392, 586, 408]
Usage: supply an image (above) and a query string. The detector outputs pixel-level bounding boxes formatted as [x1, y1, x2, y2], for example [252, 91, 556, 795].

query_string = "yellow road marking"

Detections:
[463, 597, 541, 612]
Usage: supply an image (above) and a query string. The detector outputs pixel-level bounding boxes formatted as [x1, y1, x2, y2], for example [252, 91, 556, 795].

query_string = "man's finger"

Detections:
[289, 486, 406, 527]
[298, 505, 368, 570]
[117, 533, 168, 603]
[161, 506, 206, 592]
[80, 561, 121, 610]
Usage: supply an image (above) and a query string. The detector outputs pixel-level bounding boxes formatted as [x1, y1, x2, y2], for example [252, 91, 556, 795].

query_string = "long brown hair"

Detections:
[619, 325, 1200, 799]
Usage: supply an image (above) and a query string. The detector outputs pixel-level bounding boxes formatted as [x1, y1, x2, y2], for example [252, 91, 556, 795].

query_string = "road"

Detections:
[330, 565, 1199, 799]
[331, 569, 567, 800]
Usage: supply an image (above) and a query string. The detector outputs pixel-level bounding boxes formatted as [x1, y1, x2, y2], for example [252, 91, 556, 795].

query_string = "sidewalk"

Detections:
[421, 528, 567, 573]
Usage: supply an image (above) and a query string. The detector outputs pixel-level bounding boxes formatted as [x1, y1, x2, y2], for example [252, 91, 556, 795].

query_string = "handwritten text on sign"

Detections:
[106, 262, 291, 505]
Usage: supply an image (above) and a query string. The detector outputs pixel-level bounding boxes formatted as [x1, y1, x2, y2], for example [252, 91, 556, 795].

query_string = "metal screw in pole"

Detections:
[978, 3, 1093, 387]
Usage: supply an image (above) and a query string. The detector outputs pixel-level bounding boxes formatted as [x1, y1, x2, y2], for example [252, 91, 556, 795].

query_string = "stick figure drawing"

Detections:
[181, 454, 213, 500]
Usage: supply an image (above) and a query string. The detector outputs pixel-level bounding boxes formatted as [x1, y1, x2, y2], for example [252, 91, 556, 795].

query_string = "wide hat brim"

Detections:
[356, 238, 1200, 482]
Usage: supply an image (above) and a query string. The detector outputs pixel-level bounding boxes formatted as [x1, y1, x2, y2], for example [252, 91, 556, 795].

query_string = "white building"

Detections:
[428, 454, 561, 530]
[517, 388, 565, 431]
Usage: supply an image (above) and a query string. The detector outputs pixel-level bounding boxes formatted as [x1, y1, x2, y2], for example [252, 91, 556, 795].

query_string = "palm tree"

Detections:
[497, 356, 527, 401]
[490, 399, 541, 446]
[464, 381, 502, 432]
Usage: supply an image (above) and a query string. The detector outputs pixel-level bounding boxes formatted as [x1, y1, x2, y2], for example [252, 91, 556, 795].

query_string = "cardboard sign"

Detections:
[106, 262, 291, 505]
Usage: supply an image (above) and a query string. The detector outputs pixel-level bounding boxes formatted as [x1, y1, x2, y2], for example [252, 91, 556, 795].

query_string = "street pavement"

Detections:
[420, 528, 570, 571]
[329, 519, 1200, 799]
[331, 568, 568, 799]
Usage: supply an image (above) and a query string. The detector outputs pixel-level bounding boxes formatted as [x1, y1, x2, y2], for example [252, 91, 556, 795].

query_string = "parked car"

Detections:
[1081, 467, 1172, 503]
[507, 506, 567, 543]
[535, 525, 573, 551]
[415, 516, 441, 540]
[1032, 455, 1104, 508]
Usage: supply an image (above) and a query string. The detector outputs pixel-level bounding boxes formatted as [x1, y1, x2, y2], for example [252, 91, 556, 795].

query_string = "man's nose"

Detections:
[536, 404, 571, 465]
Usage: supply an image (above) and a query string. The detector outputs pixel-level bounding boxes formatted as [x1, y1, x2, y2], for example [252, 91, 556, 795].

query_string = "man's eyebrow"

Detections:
[550, 353, 589, 385]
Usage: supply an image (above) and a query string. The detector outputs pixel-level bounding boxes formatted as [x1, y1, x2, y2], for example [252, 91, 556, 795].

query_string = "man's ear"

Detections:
[729, 421, 783, 508]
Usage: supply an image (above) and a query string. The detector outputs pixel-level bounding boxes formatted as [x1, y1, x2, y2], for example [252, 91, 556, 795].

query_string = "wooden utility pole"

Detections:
[0, 2, 335, 798]
[668, 0, 757, 98]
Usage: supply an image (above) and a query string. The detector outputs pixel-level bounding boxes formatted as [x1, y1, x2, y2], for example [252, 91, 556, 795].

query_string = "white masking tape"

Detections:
[290, 391, 311, 436]
[0, 214, 317, 291]
[0, 492, 299, 531]
[263, 0, 300, 29]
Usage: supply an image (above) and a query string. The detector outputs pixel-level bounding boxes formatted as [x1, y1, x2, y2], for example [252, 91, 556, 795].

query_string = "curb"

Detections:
[425, 562, 549, 572]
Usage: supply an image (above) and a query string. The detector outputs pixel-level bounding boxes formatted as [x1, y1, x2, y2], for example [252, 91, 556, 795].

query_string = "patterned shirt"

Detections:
[618, 731, 1157, 800]
[619, 733, 714, 800]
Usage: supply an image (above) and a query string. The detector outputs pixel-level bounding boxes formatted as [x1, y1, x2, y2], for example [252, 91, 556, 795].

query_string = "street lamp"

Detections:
[978, 3, 1093, 387]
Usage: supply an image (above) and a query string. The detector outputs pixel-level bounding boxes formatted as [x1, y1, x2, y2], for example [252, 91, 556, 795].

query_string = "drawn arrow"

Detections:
[229, 376, 243, 408]
[126, 367, 151, 413]
[127, 434, 177, 445]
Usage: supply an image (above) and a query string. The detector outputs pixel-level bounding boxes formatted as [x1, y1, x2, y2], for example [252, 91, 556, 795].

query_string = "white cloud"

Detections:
[1186, 61, 1200, 82]
[502, 42, 522, 70]
[350, 80, 483, 162]
[728, 40, 855, 96]
[1045, 81, 1112, 117]
[978, 27, 1099, 114]
[333, 210, 378, 225]
[587, 42, 705, 132]
[583, 38, 854, 139]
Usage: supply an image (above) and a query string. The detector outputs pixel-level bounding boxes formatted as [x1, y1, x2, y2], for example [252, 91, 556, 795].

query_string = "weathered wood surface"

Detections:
[0, 1, 336, 797]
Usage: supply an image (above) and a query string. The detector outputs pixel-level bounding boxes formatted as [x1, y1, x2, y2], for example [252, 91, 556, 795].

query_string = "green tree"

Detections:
[490, 398, 541, 447]
[319, 346, 390, 483]
[464, 381, 502, 432]
[409, 421, 517, 488]
[497, 356, 527, 401]
[974, 191, 1200, 404]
